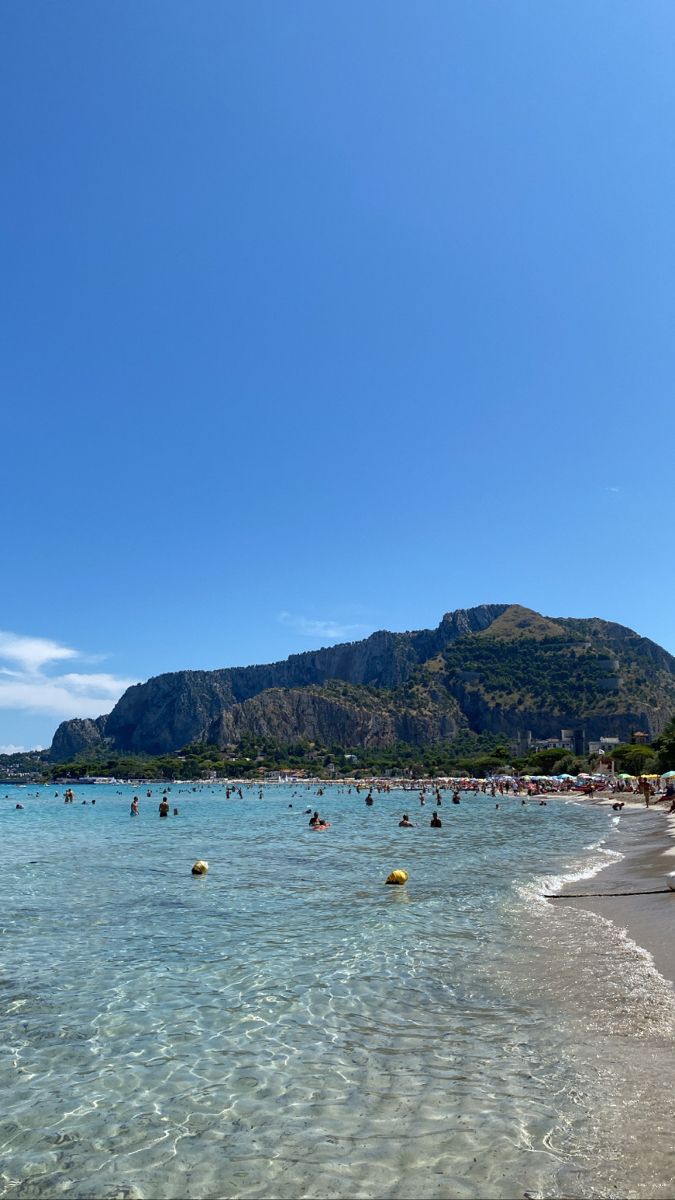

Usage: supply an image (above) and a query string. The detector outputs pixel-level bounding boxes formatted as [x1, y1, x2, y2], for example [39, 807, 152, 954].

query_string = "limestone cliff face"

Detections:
[51, 604, 506, 757]
[449, 686, 670, 746]
[208, 686, 465, 749]
[102, 671, 236, 756]
[50, 715, 109, 761]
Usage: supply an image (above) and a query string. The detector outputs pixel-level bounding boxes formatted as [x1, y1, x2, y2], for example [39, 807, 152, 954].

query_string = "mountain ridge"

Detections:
[49, 604, 675, 760]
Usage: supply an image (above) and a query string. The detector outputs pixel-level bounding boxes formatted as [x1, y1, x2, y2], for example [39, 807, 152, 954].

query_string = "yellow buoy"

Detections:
[191, 860, 209, 875]
[385, 869, 408, 885]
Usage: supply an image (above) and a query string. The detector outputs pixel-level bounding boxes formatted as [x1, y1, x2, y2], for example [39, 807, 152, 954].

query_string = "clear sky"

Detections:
[2, 1, 675, 750]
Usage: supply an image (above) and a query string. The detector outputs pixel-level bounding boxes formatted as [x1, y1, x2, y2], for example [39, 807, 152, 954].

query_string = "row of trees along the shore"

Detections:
[4, 718, 675, 782]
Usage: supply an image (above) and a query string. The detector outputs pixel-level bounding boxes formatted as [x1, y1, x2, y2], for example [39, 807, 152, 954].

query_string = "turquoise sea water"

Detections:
[1, 783, 674, 1199]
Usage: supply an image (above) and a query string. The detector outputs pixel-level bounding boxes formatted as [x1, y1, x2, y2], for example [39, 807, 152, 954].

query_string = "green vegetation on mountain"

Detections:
[653, 716, 675, 774]
[441, 634, 614, 713]
[0, 749, 50, 782]
[476, 607, 569, 641]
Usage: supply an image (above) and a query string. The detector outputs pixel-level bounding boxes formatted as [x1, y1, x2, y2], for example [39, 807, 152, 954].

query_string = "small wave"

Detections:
[520, 845, 623, 909]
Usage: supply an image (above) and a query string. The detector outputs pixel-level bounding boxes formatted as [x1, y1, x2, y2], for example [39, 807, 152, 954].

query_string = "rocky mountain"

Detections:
[50, 715, 109, 762]
[49, 605, 675, 759]
[208, 680, 465, 749]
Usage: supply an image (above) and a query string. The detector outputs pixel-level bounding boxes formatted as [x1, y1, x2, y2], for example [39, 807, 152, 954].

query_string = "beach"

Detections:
[559, 801, 675, 986]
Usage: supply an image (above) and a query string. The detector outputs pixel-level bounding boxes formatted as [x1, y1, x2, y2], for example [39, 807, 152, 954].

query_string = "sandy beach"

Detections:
[558, 802, 675, 986]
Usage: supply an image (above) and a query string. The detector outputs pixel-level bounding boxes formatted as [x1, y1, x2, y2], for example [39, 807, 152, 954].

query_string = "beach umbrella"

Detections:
[555, 773, 575, 780]
[617, 773, 634, 779]
[661, 770, 675, 779]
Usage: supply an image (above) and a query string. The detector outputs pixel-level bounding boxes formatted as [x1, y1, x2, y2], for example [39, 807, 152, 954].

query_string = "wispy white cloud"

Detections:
[0, 631, 78, 674]
[0, 630, 135, 720]
[278, 612, 371, 641]
[0, 743, 29, 755]
[58, 673, 132, 698]
[605, 486, 621, 494]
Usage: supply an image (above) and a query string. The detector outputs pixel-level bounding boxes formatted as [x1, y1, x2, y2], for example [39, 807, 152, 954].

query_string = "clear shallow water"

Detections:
[0, 783, 673, 1199]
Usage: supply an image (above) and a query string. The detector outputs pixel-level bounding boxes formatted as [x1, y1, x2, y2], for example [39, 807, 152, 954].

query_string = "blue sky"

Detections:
[2, 1, 674, 750]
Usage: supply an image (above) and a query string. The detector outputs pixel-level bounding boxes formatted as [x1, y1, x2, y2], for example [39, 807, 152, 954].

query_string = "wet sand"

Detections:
[557, 803, 675, 986]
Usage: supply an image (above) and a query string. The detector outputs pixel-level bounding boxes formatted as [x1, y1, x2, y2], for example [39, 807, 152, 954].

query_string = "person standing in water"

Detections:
[159, 796, 170, 818]
[130, 797, 140, 816]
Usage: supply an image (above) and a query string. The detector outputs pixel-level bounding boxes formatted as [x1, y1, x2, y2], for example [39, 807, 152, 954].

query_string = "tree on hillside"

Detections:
[524, 748, 573, 774]
[548, 753, 585, 776]
[457, 754, 511, 777]
[611, 743, 659, 776]
[653, 718, 675, 774]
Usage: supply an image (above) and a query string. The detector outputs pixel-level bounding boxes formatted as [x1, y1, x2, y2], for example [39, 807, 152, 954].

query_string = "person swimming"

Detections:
[399, 813, 414, 827]
[309, 810, 320, 826]
[430, 811, 442, 827]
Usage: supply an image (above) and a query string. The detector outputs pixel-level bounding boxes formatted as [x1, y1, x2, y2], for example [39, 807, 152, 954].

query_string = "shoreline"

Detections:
[557, 802, 675, 987]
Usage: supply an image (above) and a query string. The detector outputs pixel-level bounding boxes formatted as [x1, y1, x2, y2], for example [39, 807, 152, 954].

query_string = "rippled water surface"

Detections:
[1, 783, 673, 1199]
